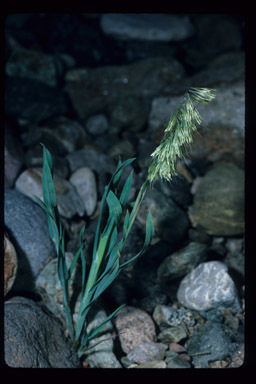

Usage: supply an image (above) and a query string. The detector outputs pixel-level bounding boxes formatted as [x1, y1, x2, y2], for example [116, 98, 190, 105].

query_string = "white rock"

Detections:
[177, 261, 241, 311]
[69, 167, 97, 216]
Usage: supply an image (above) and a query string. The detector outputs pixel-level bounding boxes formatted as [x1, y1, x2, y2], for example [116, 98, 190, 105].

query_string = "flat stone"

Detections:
[15, 168, 86, 219]
[65, 57, 185, 121]
[126, 341, 167, 364]
[157, 326, 187, 343]
[100, 14, 194, 42]
[4, 189, 56, 292]
[177, 261, 241, 311]
[69, 167, 97, 216]
[157, 242, 208, 283]
[4, 296, 80, 368]
[114, 306, 156, 354]
[188, 163, 244, 236]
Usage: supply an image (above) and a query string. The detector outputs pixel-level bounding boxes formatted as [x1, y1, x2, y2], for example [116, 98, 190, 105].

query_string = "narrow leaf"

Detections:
[120, 170, 133, 206]
[87, 304, 125, 342]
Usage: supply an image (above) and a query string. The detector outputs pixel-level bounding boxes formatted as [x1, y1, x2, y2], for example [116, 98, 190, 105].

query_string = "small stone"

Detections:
[85, 114, 109, 136]
[4, 235, 18, 296]
[15, 168, 86, 219]
[152, 305, 176, 330]
[135, 360, 167, 368]
[169, 342, 187, 353]
[35, 252, 81, 328]
[167, 356, 191, 368]
[108, 139, 136, 159]
[69, 167, 97, 216]
[126, 341, 167, 364]
[177, 261, 241, 312]
[83, 310, 122, 368]
[157, 242, 208, 283]
[157, 326, 187, 343]
[114, 306, 156, 354]
[100, 14, 194, 42]
[209, 360, 228, 368]
[4, 297, 80, 368]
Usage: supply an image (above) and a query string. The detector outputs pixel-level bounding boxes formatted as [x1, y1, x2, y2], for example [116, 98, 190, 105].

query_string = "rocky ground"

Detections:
[4, 13, 245, 368]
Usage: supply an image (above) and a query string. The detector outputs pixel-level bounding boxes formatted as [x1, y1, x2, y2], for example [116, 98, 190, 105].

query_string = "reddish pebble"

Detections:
[169, 342, 186, 353]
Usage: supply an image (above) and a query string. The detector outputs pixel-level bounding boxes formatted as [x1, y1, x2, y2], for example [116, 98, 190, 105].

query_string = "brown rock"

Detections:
[114, 306, 156, 354]
[4, 235, 18, 295]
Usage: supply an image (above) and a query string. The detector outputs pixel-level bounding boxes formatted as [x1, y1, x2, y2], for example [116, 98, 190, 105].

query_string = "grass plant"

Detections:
[34, 87, 215, 357]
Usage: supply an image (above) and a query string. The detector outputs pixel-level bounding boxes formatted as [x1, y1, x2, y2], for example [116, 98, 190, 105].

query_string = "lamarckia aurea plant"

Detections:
[35, 87, 215, 358]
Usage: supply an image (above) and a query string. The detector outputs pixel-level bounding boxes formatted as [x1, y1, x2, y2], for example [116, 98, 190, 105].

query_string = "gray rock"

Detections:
[15, 168, 86, 219]
[4, 297, 80, 368]
[66, 147, 116, 175]
[65, 57, 185, 121]
[4, 123, 24, 188]
[6, 43, 58, 87]
[83, 310, 122, 368]
[4, 189, 56, 292]
[152, 305, 176, 330]
[188, 163, 244, 236]
[85, 114, 109, 136]
[35, 252, 81, 328]
[186, 320, 232, 368]
[100, 14, 194, 42]
[157, 242, 208, 283]
[136, 188, 189, 246]
[5, 77, 68, 124]
[126, 341, 167, 364]
[149, 81, 245, 168]
[157, 326, 187, 343]
[167, 355, 191, 368]
[177, 261, 241, 311]
[69, 167, 97, 216]
[114, 306, 156, 354]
